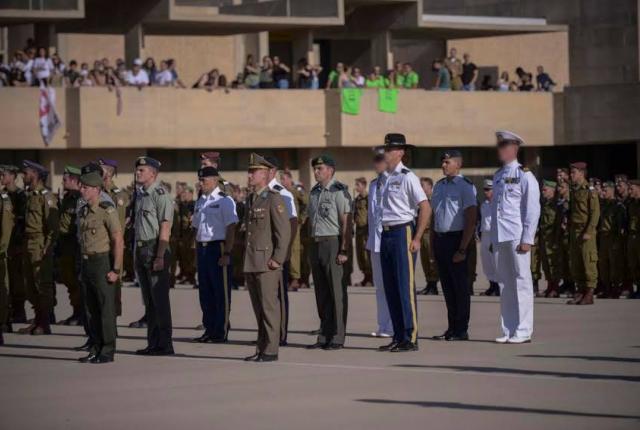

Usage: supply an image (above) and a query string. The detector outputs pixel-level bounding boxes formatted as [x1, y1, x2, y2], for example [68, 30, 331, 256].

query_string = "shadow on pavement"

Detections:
[356, 399, 640, 420]
[520, 354, 640, 363]
[0, 352, 78, 362]
[393, 364, 640, 383]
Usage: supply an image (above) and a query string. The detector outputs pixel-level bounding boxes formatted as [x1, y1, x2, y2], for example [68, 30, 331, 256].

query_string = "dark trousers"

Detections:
[381, 224, 418, 344]
[310, 237, 347, 345]
[81, 253, 116, 358]
[278, 260, 289, 343]
[135, 244, 173, 351]
[433, 231, 470, 335]
[196, 241, 231, 340]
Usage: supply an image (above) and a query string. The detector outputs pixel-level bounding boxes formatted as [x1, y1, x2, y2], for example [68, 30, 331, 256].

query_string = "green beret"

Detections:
[80, 171, 103, 187]
[311, 154, 336, 168]
[543, 180, 557, 188]
[64, 165, 82, 177]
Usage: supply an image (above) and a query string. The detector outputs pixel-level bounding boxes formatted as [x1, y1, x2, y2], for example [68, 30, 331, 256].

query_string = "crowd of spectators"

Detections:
[0, 40, 557, 93]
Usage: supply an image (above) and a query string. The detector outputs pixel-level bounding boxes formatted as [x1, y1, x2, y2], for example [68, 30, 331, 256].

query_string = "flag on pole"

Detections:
[39, 83, 61, 146]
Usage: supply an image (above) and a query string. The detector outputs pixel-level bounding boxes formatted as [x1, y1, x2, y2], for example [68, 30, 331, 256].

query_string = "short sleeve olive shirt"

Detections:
[134, 181, 174, 241]
[79, 201, 121, 255]
[308, 178, 352, 237]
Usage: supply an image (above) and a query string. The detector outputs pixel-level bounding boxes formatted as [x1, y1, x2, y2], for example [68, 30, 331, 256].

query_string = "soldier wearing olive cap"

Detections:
[17, 160, 59, 336]
[57, 165, 84, 325]
[0, 173, 14, 345]
[243, 153, 290, 362]
[625, 180, 640, 299]
[596, 181, 626, 298]
[0, 165, 27, 324]
[132, 157, 175, 356]
[306, 154, 352, 350]
[76, 165, 124, 364]
[538, 180, 562, 298]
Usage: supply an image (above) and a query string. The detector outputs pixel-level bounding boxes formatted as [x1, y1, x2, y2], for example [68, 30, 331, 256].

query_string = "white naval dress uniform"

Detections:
[479, 199, 498, 283]
[366, 172, 393, 336]
[490, 160, 540, 340]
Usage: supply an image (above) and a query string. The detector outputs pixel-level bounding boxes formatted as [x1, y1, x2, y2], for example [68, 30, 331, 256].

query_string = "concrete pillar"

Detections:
[370, 31, 392, 71]
[292, 30, 314, 65]
[8, 24, 34, 55]
[34, 23, 57, 53]
[124, 24, 144, 67]
[258, 31, 269, 60]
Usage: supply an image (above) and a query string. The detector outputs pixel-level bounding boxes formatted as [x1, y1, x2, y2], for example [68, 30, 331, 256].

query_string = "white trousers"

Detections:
[494, 240, 534, 339]
[480, 233, 498, 283]
[371, 251, 393, 335]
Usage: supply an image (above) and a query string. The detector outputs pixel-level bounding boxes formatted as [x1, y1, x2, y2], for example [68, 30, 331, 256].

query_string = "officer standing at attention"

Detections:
[76, 165, 124, 364]
[264, 156, 297, 346]
[366, 148, 393, 338]
[243, 153, 290, 362]
[538, 180, 562, 298]
[596, 181, 626, 298]
[177, 188, 196, 286]
[353, 177, 373, 286]
[200, 152, 232, 194]
[430, 150, 477, 342]
[0, 165, 27, 324]
[0, 181, 14, 345]
[17, 161, 59, 336]
[57, 166, 84, 325]
[280, 170, 305, 291]
[491, 131, 540, 344]
[377, 134, 430, 352]
[132, 157, 175, 356]
[479, 179, 500, 297]
[566, 162, 600, 305]
[306, 154, 352, 350]
[191, 166, 238, 343]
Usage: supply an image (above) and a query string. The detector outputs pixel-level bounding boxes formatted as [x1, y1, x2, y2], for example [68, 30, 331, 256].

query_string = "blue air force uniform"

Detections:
[378, 134, 427, 348]
[192, 167, 238, 342]
[431, 155, 477, 339]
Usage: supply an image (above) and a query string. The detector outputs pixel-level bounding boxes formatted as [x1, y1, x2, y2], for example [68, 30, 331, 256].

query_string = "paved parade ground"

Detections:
[2, 282, 639, 430]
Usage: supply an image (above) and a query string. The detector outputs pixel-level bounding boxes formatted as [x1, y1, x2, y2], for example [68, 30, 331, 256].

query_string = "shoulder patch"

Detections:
[273, 184, 283, 191]
[155, 187, 166, 195]
[400, 168, 410, 174]
[99, 201, 115, 210]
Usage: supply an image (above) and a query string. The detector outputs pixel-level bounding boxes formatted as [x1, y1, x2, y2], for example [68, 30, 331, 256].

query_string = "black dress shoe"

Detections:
[432, 331, 453, 341]
[390, 341, 419, 352]
[192, 334, 213, 343]
[74, 340, 93, 352]
[308, 329, 321, 335]
[256, 354, 278, 362]
[90, 355, 114, 364]
[244, 353, 260, 362]
[322, 342, 343, 350]
[306, 342, 326, 350]
[128, 317, 148, 329]
[149, 348, 175, 356]
[78, 353, 97, 363]
[378, 341, 398, 351]
[279, 340, 288, 347]
[135, 347, 155, 355]
[209, 338, 227, 344]
[446, 333, 469, 341]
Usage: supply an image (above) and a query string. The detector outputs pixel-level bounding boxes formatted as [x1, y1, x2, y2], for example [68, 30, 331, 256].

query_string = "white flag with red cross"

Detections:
[39, 83, 61, 146]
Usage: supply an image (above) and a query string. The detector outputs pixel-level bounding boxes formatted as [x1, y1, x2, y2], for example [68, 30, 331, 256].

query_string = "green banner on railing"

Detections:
[341, 88, 362, 115]
[378, 88, 398, 113]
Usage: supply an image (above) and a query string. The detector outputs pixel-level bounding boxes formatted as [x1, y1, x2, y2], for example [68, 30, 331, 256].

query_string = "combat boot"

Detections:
[609, 283, 622, 299]
[577, 288, 594, 305]
[596, 283, 610, 299]
[541, 280, 559, 298]
[32, 311, 52, 335]
[10, 305, 27, 324]
[567, 286, 585, 304]
[0, 330, 4, 345]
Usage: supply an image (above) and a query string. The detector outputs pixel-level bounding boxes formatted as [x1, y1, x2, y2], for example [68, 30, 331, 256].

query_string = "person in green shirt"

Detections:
[402, 63, 419, 89]
[325, 62, 344, 89]
[365, 66, 388, 88]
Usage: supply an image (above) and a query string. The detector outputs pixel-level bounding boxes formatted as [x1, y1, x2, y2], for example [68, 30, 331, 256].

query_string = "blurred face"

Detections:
[0, 172, 14, 187]
[483, 189, 493, 200]
[22, 168, 38, 186]
[313, 165, 333, 184]
[441, 157, 461, 177]
[199, 175, 218, 194]
[133, 64, 140, 73]
[450, 48, 457, 58]
[537, 66, 543, 74]
[570, 167, 585, 183]
[336, 62, 344, 72]
[248, 168, 269, 188]
[542, 186, 555, 199]
[383, 148, 404, 169]
[355, 181, 365, 194]
[135, 165, 156, 185]
[558, 183, 569, 198]
[280, 173, 293, 188]
[373, 158, 386, 175]
[38, 48, 46, 57]
[62, 173, 78, 190]
[80, 184, 100, 202]
[273, 56, 280, 65]
[497, 143, 518, 164]
[631, 185, 640, 199]
[160, 61, 168, 70]
[374, 66, 381, 75]
[556, 169, 568, 183]
[603, 186, 615, 199]
[101, 165, 115, 182]
[354, 68, 361, 76]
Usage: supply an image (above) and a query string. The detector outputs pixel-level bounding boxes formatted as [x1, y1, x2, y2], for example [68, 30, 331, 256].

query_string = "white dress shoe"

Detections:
[371, 332, 392, 338]
[507, 336, 531, 344]
[495, 336, 510, 344]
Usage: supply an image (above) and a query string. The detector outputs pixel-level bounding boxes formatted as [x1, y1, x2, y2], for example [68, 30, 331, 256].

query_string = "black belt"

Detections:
[434, 230, 463, 237]
[382, 222, 413, 232]
[313, 236, 338, 242]
[82, 252, 109, 260]
[197, 240, 224, 247]
[136, 239, 157, 248]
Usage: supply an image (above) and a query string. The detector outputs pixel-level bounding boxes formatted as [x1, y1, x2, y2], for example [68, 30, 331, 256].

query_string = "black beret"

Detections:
[135, 156, 161, 169]
[311, 155, 336, 168]
[198, 166, 219, 178]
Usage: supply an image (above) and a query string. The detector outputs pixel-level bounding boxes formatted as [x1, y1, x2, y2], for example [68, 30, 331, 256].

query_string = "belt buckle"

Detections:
[82, 255, 88, 260]
[201, 242, 208, 247]
[383, 225, 390, 231]
[137, 241, 143, 248]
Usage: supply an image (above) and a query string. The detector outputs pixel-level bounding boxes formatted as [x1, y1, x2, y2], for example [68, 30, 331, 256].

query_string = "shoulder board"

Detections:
[518, 166, 531, 172]
[99, 201, 115, 210]
[268, 189, 279, 195]
[400, 168, 410, 174]
[331, 182, 346, 191]
[0, 193, 8, 199]
[40, 189, 49, 195]
[155, 188, 166, 195]
[219, 191, 227, 197]
[462, 176, 473, 185]
[272, 184, 283, 191]
[436, 178, 446, 184]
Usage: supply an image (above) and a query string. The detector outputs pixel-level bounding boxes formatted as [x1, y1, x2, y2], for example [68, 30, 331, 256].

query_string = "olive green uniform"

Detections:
[24, 183, 59, 328]
[244, 187, 291, 356]
[104, 184, 129, 315]
[79, 200, 121, 359]
[0, 192, 15, 330]
[232, 200, 246, 287]
[353, 193, 372, 284]
[556, 197, 572, 285]
[420, 218, 438, 283]
[569, 180, 600, 290]
[308, 178, 352, 346]
[626, 198, 640, 284]
[597, 198, 626, 288]
[57, 190, 82, 316]
[539, 198, 561, 282]
[6, 186, 26, 321]
[176, 200, 196, 283]
[169, 200, 180, 286]
[530, 233, 542, 284]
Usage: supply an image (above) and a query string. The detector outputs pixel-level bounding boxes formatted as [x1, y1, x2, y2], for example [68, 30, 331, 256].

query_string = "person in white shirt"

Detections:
[192, 166, 238, 343]
[33, 47, 54, 85]
[126, 58, 150, 87]
[154, 60, 174, 87]
[366, 148, 393, 338]
[479, 179, 500, 297]
[264, 156, 298, 346]
[377, 133, 430, 352]
[491, 130, 541, 344]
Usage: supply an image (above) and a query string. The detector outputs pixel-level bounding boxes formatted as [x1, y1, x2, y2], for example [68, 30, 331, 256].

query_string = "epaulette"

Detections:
[155, 187, 166, 195]
[268, 189, 279, 195]
[400, 168, 410, 174]
[518, 166, 531, 172]
[273, 184, 283, 191]
[0, 193, 8, 199]
[462, 176, 473, 185]
[99, 201, 115, 213]
[331, 181, 346, 191]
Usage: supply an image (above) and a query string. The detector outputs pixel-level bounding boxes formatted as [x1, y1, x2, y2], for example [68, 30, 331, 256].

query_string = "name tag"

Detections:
[504, 177, 520, 184]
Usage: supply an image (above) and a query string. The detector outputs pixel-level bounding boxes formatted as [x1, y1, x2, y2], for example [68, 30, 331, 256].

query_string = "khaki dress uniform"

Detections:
[104, 183, 130, 314]
[20, 180, 59, 334]
[244, 174, 291, 359]
[419, 216, 439, 290]
[568, 176, 600, 304]
[597, 196, 626, 297]
[6, 184, 26, 322]
[57, 189, 83, 322]
[0, 192, 15, 335]
[556, 197, 573, 292]
[353, 193, 372, 285]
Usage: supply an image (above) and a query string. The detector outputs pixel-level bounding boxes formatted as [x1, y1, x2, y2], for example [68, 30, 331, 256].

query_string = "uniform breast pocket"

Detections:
[251, 211, 266, 228]
[388, 182, 402, 193]
[320, 202, 332, 218]
[446, 194, 461, 211]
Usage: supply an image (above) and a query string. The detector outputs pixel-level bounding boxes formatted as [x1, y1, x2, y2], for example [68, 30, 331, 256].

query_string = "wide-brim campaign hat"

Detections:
[376, 133, 415, 151]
